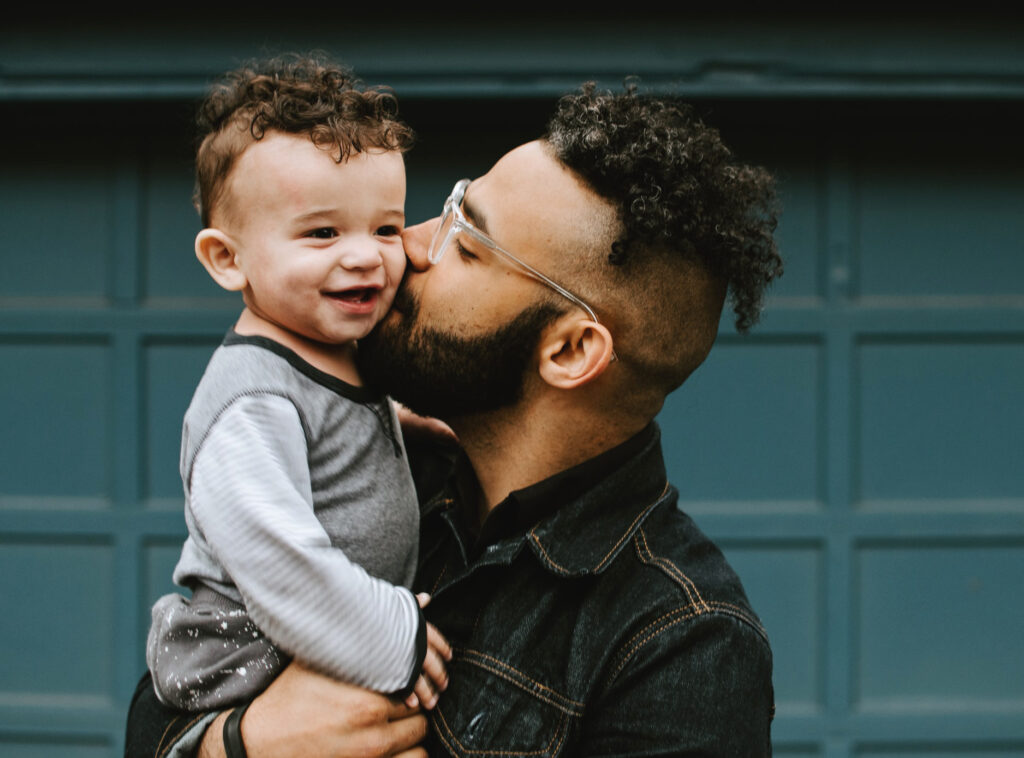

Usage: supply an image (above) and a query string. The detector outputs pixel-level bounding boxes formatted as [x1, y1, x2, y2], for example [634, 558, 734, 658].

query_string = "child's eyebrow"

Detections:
[292, 209, 336, 223]
[290, 207, 405, 224]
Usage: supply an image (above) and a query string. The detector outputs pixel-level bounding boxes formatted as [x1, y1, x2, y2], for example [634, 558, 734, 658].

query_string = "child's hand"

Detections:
[405, 593, 453, 710]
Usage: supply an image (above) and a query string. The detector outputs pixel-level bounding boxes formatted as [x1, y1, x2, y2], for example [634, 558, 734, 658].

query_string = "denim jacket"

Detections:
[124, 423, 773, 757]
[416, 422, 774, 756]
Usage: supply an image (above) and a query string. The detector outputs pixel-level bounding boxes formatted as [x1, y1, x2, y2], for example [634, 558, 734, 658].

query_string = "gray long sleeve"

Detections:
[184, 394, 420, 691]
[157, 337, 422, 701]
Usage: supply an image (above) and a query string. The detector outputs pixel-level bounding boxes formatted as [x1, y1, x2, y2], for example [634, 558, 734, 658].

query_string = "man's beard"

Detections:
[356, 284, 561, 422]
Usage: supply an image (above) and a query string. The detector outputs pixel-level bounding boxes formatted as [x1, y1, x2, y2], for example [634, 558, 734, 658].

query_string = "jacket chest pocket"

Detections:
[429, 649, 583, 757]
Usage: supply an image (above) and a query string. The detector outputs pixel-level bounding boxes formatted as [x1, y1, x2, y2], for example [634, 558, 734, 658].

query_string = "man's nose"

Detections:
[402, 218, 439, 272]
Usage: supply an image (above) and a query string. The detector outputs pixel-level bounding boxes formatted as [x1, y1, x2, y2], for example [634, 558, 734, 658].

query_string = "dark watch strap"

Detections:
[222, 702, 251, 758]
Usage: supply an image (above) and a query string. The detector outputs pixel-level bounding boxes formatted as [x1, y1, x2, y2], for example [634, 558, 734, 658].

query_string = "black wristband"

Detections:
[222, 702, 251, 758]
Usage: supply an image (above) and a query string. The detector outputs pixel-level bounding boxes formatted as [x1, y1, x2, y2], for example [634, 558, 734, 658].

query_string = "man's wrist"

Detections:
[197, 711, 230, 758]
[222, 703, 251, 758]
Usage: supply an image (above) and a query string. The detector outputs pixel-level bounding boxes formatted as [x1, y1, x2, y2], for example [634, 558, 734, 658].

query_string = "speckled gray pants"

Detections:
[146, 586, 288, 710]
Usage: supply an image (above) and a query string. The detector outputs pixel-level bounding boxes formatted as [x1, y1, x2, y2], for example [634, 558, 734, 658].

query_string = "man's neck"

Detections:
[450, 396, 648, 526]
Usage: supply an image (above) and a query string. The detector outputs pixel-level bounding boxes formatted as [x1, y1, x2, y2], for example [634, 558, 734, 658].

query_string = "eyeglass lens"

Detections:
[428, 203, 455, 264]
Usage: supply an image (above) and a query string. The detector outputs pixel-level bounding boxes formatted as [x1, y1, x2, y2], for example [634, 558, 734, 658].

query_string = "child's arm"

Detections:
[185, 393, 430, 699]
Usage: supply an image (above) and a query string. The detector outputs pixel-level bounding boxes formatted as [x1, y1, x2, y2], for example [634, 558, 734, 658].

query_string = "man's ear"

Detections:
[195, 228, 247, 291]
[537, 317, 615, 389]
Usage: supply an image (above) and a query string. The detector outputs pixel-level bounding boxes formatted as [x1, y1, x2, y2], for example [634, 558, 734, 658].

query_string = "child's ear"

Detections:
[195, 228, 247, 291]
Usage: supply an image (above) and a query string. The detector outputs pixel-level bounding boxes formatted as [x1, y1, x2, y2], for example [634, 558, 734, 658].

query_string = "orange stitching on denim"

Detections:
[593, 483, 670, 572]
[613, 599, 766, 670]
[708, 600, 768, 637]
[608, 606, 705, 683]
[457, 648, 585, 714]
[528, 482, 670, 574]
[614, 605, 701, 668]
[433, 703, 570, 756]
[640, 527, 708, 607]
[462, 648, 585, 710]
[430, 563, 448, 596]
[154, 715, 180, 758]
[431, 711, 460, 757]
[634, 528, 710, 612]
[462, 659, 576, 715]
[527, 532, 572, 575]
[156, 713, 210, 758]
[607, 602, 771, 684]
[634, 530, 699, 608]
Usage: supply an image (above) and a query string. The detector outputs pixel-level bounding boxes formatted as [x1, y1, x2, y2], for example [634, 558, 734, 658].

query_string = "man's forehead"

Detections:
[468, 142, 582, 221]
[476, 140, 561, 192]
[465, 140, 617, 252]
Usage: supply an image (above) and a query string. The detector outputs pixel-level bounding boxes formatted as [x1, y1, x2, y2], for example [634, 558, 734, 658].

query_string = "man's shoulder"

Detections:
[603, 495, 769, 649]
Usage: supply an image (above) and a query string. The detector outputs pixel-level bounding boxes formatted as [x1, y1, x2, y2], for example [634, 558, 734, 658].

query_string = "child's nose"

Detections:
[338, 237, 383, 270]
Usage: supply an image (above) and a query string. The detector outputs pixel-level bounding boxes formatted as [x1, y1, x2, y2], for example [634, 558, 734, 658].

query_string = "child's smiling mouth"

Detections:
[324, 286, 383, 313]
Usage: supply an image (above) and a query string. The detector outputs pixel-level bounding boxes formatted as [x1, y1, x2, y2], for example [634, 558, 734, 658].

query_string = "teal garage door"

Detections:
[1, 29, 1023, 758]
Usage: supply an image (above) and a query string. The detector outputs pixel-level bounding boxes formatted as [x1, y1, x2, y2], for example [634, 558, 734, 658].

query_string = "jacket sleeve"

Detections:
[124, 672, 215, 758]
[580, 610, 774, 757]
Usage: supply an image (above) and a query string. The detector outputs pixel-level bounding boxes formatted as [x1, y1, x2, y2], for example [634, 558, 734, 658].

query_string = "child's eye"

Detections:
[376, 225, 401, 237]
[306, 227, 337, 239]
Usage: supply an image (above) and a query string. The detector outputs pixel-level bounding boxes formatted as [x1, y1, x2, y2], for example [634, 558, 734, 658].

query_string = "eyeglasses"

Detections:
[427, 179, 605, 327]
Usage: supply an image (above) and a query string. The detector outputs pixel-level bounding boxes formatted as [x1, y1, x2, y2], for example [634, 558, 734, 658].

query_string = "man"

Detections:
[126, 81, 782, 757]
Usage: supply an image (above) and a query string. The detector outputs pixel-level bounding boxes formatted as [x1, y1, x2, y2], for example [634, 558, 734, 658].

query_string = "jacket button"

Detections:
[466, 711, 486, 738]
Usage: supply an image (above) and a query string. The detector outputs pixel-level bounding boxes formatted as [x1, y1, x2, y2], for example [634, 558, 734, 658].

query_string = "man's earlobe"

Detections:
[195, 228, 247, 291]
[538, 320, 615, 389]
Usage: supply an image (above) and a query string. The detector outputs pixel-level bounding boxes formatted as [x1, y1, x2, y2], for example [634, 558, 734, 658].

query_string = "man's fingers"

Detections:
[376, 711, 429, 755]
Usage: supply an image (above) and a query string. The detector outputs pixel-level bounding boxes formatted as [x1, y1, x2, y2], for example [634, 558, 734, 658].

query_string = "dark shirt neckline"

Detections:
[454, 423, 658, 557]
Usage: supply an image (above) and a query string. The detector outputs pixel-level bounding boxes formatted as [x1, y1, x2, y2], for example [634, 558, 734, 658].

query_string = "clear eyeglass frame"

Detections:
[427, 179, 605, 327]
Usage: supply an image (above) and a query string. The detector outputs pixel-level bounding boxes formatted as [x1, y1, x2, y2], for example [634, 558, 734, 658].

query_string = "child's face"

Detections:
[221, 132, 407, 347]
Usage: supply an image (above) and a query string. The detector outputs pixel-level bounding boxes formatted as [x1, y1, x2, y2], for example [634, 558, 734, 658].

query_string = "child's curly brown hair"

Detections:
[193, 51, 414, 226]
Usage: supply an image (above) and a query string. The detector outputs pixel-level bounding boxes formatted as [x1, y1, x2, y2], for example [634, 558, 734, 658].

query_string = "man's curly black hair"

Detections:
[544, 82, 782, 333]
[193, 52, 414, 227]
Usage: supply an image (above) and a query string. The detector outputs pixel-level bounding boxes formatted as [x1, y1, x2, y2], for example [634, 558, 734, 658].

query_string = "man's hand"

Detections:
[199, 662, 429, 758]
[405, 593, 453, 710]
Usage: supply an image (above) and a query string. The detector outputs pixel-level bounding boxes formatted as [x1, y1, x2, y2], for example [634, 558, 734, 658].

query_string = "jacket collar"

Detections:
[523, 422, 671, 576]
[423, 422, 671, 577]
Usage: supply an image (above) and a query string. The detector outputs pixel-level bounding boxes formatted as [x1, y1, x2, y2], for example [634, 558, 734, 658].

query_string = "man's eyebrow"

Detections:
[461, 188, 490, 235]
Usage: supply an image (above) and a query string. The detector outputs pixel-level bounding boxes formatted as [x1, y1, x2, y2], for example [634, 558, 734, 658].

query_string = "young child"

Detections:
[146, 53, 449, 713]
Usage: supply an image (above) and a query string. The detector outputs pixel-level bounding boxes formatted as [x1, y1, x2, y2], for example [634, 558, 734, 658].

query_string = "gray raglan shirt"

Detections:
[168, 332, 421, 695]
